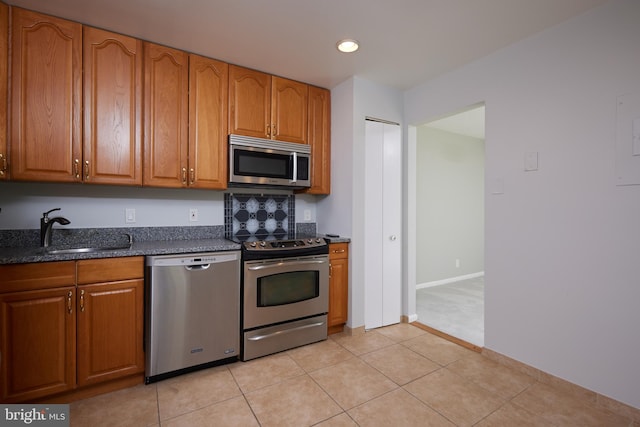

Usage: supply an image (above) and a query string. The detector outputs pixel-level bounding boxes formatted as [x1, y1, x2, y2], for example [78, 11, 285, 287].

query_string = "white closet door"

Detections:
[364, 119, 402, 329]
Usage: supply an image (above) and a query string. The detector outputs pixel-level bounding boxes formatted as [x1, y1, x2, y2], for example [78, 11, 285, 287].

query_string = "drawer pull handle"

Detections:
[67, 291, 73, 314]
[247, 321, 325, 341]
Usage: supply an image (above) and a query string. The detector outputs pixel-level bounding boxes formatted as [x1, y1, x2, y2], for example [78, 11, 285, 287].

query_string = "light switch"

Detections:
[491, 177, 504, 195]
[525, 151, 539, 171]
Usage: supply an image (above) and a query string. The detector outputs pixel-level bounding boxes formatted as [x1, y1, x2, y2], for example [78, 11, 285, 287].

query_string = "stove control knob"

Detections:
[249, 242, 257, 248]
[316, 238, 322, 243]
[259, 241, 266, 247]
[307, 239, 313, 244]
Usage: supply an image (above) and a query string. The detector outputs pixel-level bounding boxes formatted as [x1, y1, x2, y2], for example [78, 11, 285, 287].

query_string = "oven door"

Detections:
[243, 255, 329, 330]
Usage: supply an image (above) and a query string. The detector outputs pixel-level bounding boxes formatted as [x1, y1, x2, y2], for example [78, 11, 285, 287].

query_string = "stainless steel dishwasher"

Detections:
[145, 251, 240, 383]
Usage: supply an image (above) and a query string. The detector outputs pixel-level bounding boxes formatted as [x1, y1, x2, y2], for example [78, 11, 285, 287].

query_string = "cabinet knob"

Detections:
[389, 235, 397, 241]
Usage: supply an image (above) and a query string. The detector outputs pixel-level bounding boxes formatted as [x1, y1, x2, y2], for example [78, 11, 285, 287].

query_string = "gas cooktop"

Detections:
[227, 235, 328, 261]
[228, 234, 327, 251]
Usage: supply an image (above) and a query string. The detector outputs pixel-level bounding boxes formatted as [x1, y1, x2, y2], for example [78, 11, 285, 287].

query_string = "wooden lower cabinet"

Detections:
[0, 286, 76, 402]
[0, 256, 144, 403]
[76, 279, 144, 386]
[328, 243, 349, 335]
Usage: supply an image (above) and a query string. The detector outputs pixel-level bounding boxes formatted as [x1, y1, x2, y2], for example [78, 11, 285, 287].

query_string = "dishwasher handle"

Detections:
[185, 264, 211, 271]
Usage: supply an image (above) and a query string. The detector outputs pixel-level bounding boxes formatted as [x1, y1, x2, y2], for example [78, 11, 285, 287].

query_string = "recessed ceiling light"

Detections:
[336, 39, 359, 53]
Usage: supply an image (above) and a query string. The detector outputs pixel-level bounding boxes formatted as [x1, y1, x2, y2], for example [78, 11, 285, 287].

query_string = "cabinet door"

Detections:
[10, 8, 82, 182]
[188, 54, 228, 189]
[271, 76, 308, 144]
[328, 244, 349, 333]
[229, 65, 271, 139]
[0, 287, 76, 402]
[143, 42, 188, 187]
[76, 279, 144, 386]
[83, 27, 142, 185]
[0, 3, 7, 180]
[300, 86, 330, 194]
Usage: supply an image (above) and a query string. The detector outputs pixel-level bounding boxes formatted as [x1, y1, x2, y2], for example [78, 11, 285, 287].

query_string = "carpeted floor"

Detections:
[415, 276, 484, 347]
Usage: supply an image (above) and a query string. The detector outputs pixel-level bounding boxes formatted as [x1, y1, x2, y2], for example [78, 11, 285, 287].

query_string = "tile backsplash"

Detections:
[224, 193, 295, 240]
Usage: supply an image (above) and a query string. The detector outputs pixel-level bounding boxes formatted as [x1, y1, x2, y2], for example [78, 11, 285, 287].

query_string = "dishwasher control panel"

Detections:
[146, 252, 239, 267]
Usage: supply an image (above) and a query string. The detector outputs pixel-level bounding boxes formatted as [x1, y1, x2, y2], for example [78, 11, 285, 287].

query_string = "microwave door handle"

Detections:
[291, 152, 297, 184]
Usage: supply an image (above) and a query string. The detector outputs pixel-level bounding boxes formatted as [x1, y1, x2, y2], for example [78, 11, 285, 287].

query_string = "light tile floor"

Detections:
[70, 323, 635, 426]
[416, 276, 484, 347]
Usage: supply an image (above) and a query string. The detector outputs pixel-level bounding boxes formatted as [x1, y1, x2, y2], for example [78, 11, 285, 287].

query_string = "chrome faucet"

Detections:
[41, 208, 71, 247]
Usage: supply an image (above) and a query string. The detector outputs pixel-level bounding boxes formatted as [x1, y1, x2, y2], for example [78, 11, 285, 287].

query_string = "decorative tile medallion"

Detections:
[224, 194, 295, 240]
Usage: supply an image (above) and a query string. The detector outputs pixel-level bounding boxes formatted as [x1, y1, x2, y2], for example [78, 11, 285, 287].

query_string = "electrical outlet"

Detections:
[304, 209, 311, 221]
[189, 208, 198, 222]
[125, 208, 136, 223]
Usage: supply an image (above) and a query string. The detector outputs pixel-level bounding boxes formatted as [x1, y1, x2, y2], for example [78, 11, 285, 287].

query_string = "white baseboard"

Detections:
[416, 271, 484, 290]
[407, 314, 418, 322]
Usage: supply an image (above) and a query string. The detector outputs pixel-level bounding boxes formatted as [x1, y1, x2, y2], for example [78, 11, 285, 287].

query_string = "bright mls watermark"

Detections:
[1, 405, 69, 426]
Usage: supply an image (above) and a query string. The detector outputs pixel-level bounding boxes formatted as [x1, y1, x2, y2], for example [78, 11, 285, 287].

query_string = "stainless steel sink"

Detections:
[45, 245, 131, 255]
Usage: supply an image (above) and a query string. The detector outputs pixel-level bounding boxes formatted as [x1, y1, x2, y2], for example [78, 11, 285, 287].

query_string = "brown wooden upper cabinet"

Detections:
[0, 3, 7, 181]
[10, 8, 82, 182]
[188, 54, 229, 189]
[229, 65, 308, 144]
[300, 86, 331, 194]
[143, 42, 189, 188]
[83, 27, 142, 185]
[10, 9, 142, 185]
[144, 43, 229, 189]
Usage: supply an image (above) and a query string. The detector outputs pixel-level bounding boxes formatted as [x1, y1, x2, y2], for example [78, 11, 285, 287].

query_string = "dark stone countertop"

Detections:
[0, 225, 349, 265]
[0, 238, 241, 265]
[320, 235, 351, 244]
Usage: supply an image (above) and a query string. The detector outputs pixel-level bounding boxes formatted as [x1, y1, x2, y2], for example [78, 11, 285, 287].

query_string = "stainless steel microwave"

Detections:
[229, 134, 311, 188]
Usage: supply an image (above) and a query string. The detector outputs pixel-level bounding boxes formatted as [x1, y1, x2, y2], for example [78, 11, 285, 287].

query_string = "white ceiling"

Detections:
[6, 0, 610, 91]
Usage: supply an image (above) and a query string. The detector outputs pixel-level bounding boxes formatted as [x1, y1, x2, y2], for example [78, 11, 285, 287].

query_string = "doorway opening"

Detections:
[413, 104, 485, 347]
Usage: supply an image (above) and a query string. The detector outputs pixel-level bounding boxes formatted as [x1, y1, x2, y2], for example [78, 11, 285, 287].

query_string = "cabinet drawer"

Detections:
[329, 243, 349, 259]
[77, 256, 144, 284]
[0, 261, 76, 293]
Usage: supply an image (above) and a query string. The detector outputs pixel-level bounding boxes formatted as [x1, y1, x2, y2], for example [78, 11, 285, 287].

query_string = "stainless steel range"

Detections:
[235, 236, 329, 361]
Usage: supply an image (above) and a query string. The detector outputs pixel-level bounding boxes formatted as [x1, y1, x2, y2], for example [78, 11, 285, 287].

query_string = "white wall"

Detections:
[318, 76, 404, 329]
[416, 127, 484, 283]
[0, 181, 318, 230]
[405, 0, 640, 409]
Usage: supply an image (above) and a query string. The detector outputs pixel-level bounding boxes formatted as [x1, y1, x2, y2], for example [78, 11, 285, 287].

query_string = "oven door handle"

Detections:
[247, 321, 326, 341]
[247, 259, 327, 271]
